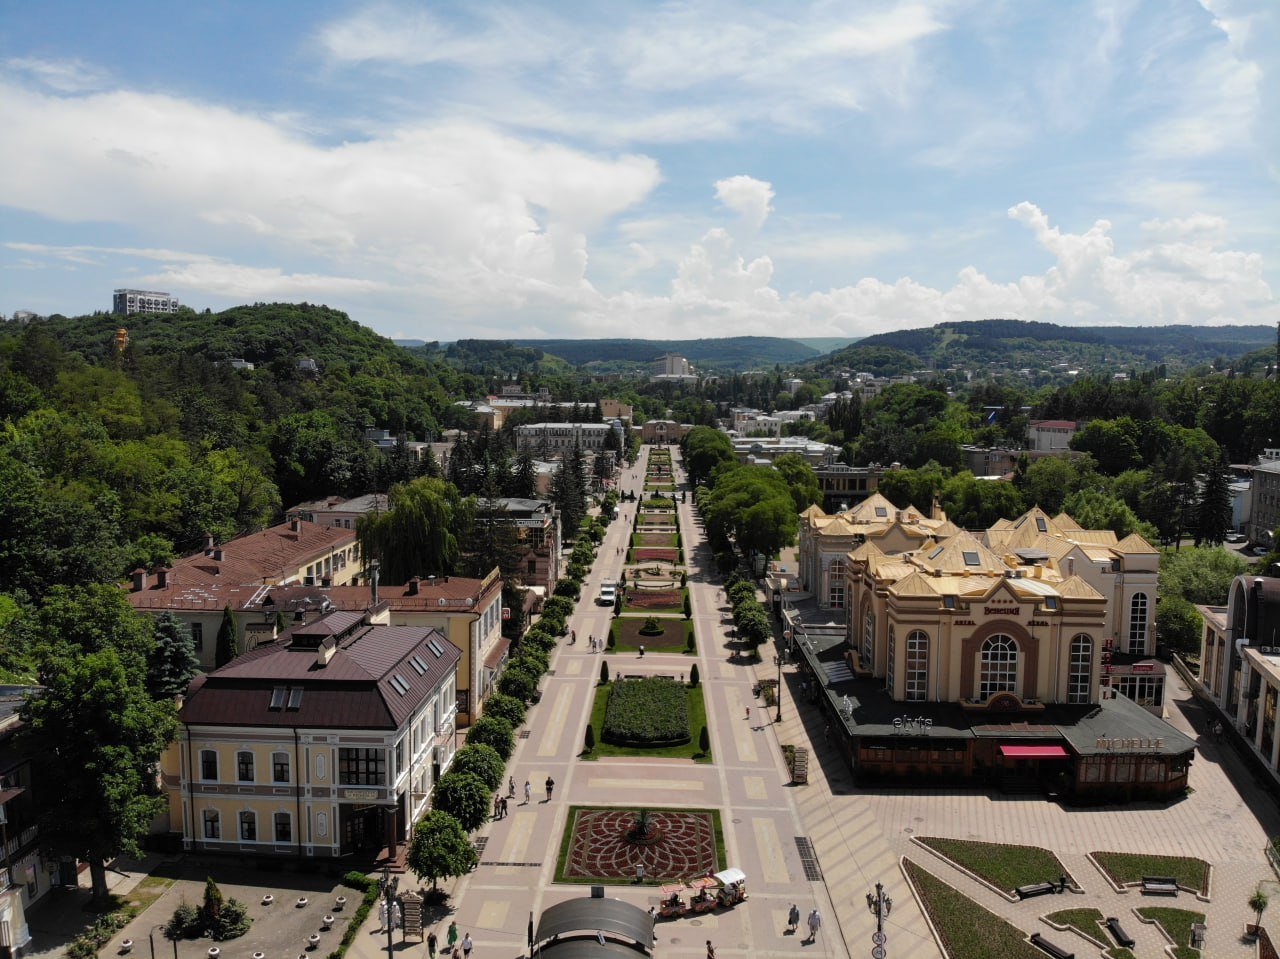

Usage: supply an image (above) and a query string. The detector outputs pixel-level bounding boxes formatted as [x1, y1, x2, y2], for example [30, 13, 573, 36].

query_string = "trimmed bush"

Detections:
[449, 743, 506, 791]
[640, 616, 665, 636]
[554, 579, 581, 599]
[603, 677, 689, 746]
[584, 725, 595, 753]
[689, 663, 699, 687]
[599, 661, 610, 684]
[514, 646, 549, 674]
[542, 596, 575, 618]
[497, 668, 537, 703]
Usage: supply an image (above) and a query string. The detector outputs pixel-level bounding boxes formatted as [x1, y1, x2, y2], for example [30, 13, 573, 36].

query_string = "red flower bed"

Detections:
[633, 548, 679, 563]
[626, 590, 680, 609]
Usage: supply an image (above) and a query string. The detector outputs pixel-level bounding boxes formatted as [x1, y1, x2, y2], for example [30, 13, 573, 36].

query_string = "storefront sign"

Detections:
[1095, 737, 1164, 750]
[955, 620, 976, 626]
[343, 789, 380, 801]
[984, 606, 1020, 616]
[1130, 663, 1156, 673]
[893, 716, 933, 733]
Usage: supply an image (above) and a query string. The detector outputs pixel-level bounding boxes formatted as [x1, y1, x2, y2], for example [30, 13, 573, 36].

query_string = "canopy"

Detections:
[713, 868, 747, 886]
[659, 883, 686, 896]
[999, 744, 1068, 759]
[534, 897, 654, 951]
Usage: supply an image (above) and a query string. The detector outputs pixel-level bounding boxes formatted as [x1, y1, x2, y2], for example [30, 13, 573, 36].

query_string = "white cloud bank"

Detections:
[0, 75, 1274, 339]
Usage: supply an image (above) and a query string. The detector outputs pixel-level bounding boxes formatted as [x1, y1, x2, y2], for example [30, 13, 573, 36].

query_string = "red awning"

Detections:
[999, 744, 1068, 759]
[484, 637, 512, 670]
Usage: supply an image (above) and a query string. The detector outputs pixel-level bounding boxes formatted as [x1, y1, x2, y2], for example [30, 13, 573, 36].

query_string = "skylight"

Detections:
[390, 675, 410, 695]
[962, 550, 981, 566]
[269, 687, 286, 710]
[428, 639, 445, 658]
[410, 655, 428, 675]
[286, 687, 303, 710]
[1035, 517, 1048, 532]
[874, 507, 887, 517]
[929, 546, 945, 560]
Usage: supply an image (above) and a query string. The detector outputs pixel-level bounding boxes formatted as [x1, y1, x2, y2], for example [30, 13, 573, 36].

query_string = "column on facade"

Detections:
[1237, 657, 1252, 727]
[1255, 682, 1267, 754]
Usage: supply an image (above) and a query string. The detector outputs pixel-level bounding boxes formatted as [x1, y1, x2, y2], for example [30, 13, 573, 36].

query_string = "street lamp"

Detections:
[866, 882, 892, 933]
[148, 923, 177, 959]
[379, 867, 399, 959]
[773, 653, 783, 724]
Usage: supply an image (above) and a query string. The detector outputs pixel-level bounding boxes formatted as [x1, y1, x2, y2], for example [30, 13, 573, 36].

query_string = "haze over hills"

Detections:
[503, 337, 823, 370]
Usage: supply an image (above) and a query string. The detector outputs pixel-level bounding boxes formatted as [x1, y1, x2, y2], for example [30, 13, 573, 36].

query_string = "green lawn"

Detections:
[609, 617, 695, 653]
[582, 681, 710, 761]
[904, 859, 1042, 959]
[1136, 907, 1204, 956]
[917, 837, 1073, 893]
[1045, 908, 1106, 946]
[632, 531, 679, 548]
[1091, 851, 1210, 894]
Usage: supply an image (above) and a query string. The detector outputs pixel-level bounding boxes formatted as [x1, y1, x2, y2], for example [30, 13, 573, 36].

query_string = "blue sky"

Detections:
[2, 0, 1277, 341]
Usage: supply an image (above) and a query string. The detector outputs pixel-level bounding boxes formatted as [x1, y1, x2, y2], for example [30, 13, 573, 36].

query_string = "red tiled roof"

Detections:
[159, 520, 355, 588]
[180, 613, 461, 730]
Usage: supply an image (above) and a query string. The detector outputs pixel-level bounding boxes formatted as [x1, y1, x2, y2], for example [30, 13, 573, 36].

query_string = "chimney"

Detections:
[316, 637, 337, 667]
[427, 575, 437, 586]
[408, 576, 421, 596]
[212, 548, 224, 562]
[204, 533, 216, 553]
[153, 566, 171, 589]
[369, 559, 380, 605]
[289, 517, 302, 534]
[1066, 557, 1074, 577]
[130, 568, 149, 592]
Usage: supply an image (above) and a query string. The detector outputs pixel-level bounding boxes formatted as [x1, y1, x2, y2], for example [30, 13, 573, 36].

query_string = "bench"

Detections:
[1105, 917, 1135, 948]
[1015, 882, 1058, 900]
[1190, 922, 1206, 948]
[1140, 875, 1179, 895]
[1029, 933, 1074, 959]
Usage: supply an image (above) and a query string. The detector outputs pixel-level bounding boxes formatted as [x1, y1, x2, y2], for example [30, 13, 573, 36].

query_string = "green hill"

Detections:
[507, 336, 820, 371]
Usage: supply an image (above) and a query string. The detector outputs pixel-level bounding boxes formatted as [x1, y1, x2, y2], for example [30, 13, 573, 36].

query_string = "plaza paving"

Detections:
[37, 445, 1280, 959]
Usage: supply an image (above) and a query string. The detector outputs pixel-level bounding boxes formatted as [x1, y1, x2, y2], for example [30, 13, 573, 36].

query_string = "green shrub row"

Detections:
[603, 677, 688, 744]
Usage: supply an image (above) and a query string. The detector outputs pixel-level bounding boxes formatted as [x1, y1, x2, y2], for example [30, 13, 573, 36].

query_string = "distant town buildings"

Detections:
[650, 353, 699, 386]
[1029, 420, 1079, 452]
[112, 288, 180, 315]
[514, 421, 623, 456]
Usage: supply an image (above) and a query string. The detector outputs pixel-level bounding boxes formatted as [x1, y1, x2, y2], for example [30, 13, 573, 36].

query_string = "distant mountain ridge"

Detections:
[506, 336, 820, 370]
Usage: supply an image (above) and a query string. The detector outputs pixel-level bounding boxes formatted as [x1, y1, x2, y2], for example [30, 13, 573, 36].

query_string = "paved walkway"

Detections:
[344, 449, 1280, 959]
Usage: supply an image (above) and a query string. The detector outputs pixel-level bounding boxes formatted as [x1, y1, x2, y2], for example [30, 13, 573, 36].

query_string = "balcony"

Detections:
[4, 824, 38, 859]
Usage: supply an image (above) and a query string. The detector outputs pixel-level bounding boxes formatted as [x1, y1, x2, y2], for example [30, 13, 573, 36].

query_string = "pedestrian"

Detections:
[378, 898, 389, 932]
[501, 796, 508, 818]
[788, 903, 800, 933]
[545, 775, 555, 800]
[508, 776, 516, 798]
[571, 629, 577, 644]
[596, 931, 606, 946]
[392, 900, 402, 930]
[494, 793, 502, 819]
[823, 723, 830, 745]
[427, 930, 438, 959]
[638, 644, 644, 657]
[745, 705, 751, 721]
[462, 933, 473, 958]
[806, 908, 821, 943]
[524, 779, 532, 805]
[448, 920, 458, 949]
[706, 940, 716, 959]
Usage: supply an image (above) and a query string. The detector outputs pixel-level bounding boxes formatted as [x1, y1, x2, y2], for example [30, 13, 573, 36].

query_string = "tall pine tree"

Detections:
[148, 611, 200, 698]
[1194, 456, 1233, 546]
[214, 605, 239, 668]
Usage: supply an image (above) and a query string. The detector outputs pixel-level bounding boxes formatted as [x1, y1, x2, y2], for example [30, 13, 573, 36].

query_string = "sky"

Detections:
[2, 0, 1278, 342]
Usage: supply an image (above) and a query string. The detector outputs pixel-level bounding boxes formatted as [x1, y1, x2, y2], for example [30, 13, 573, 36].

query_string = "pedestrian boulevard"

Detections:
[345, 446, 1280, 959]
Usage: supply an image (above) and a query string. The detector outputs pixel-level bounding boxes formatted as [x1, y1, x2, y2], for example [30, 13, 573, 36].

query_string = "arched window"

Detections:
[236, 751, 254, 782]
[238, 810, 256, 841]
[1128, 593, 1149, 654]
[906, 631, 929, 702]
[1068, 634, 1093, 704]
[828, 560, 845, 609]
[862, 608, 875, 670]
[886, 626, 896, 694]
[980, 634, 1018, 700]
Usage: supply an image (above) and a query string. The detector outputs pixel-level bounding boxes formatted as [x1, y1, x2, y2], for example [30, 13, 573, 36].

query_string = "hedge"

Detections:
[603, 677, 689, 745]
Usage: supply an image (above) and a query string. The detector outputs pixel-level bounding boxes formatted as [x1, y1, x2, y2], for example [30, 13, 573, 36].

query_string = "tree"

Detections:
[480, 693, 526, 729]
[681, 427, 733, 486]
[1061, 489, 1157, 541]
[600, 661, 610, 685]
[508, 451, 538, 498]
[584, 724, 595, 753]
[18, 646, 178, 903]
[1159, 546, 1248, 606]
[1194, 457, 1233, 546]
[357, 477, 470, 582]
[448, 743, 506, 791]
[702, 465, 798, 560]
[465, 715, 515, 760]
[1250, 889, 1269, 931]
[497, 668, 537, 703]
[214, 605, 239, 668]
[407, 810, 477, 890]
[772, 453, 822, 512]
[689, 663, 699, 687]
[431, 771, 490, 831]
[551, 445, 589, 540]
[148, 611, 200, 698]
[683, 594, 692, 619]
[699, 725, 710, 756]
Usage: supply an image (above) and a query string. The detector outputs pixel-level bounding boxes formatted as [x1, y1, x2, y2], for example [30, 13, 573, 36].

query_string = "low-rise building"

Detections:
[640, 420, 690, 444]
[514, 422, 623, 456]
[287, 494, 389, 531]
[1028, 420, 1078, 453]
[483, 499, 562, 598]
[1249, 455, 1280, 547]
[166, 611, 461, 860]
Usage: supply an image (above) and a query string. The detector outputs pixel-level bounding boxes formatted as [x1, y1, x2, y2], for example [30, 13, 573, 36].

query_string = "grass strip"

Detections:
[1136, 907, 1204, 957]
[904, 858, 1042, 959]
[1045, 908, 1106, 946]
[1091, 852, 1209, 894]
[917, 837, 1073, 893]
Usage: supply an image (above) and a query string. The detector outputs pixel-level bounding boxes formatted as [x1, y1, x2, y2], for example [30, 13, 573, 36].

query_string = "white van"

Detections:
[597, 581, 617, 606]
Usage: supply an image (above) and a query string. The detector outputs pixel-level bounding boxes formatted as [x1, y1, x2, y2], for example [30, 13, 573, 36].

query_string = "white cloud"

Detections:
[4, 56, 107, 92]
[714, 176, 774, 232]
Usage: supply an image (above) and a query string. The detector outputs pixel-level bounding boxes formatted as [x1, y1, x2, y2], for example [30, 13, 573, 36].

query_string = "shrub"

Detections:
[686, 630, 696, 653]
[466, 715, 515, 760]
[607, 630, 616, 649]
[683, 594, 692, 618]
[689, 663, 699, 687]
[167, 902, 201, 939]
[640, 616, 665, 636]
[343, 871, 379, 893]
[584, 725, 595, 753]
[699, 726, 710, 755]
[209, 899, 251, 941]
[528, 632, 558, 653]
[680, 571, 687, 587]
[516, 646, 550, 674]
[497, 668, 537, 703]
[450, 743, 506, 790]
[600, 661, 610, 685]
[482, 693, 527, 728]
[603, 677, 689, 745]
[542, 596, 575, 618]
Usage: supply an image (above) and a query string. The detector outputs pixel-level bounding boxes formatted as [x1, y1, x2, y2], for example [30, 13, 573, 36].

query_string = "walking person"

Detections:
[508, 776, 516, 798]
[378, 898, 389, 933]
[806, 907, 822, 943]
[427, 929, 438, 959]
[461, 933, 473, 958]
[494, 793, 502, 819]
[447, 920, 458, 951]
[524, 779, 531, 805]
[500, 795, 508, 818]
[706, 941, 716, 959]
[391, 900, 402, 930]
[788, 903, 800, 933]
[545, 775, 555, 800]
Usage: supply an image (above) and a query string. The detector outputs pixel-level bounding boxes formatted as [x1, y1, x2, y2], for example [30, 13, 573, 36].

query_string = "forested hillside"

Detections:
[0, 303, 486, 603]
[505, 336, 821, 370]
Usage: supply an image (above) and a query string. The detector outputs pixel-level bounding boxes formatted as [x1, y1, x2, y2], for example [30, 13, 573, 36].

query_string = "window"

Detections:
[886, 626, 896, 694]
[527, 560, 538, 575]
[1035, 516, 1047, 533]
[202, 810, 220, 839]
[338, 747, 386, 786]
[191, 623, 204, 652]
[979, 634, 1018, 700]
[287, 688, 303, 710]
[862, 608, 875, 670]
[1068, 634, 1092, 704]
[1128, 593, 1149, 654]
[269, 687, 286, 710]
[237, 751, 254, 782]
[961, 550, 980, 567]
[274, 812, 292, 843]
[200, 749, 218, 781]
[239, 810, 256, 841]
[272, 752, 290, 783]
[906, 631, 929, 702]
[828, 560, 845, 609]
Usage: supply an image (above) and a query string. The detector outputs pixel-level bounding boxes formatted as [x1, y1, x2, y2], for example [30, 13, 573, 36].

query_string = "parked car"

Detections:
[1225, 532, 1244, 543]
[597, 583, 617, 606]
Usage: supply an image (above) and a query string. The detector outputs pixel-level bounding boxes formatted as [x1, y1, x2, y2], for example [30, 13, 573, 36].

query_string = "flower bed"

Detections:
[623, 588, 682, 611]
[632, 548, 679, 564]
[603, 678, 689, 745]
[917, 837, 1073, 894]
[903, 859, 1043, 959]
[610, 617, 694, 651]
[556, 806, 722, 883]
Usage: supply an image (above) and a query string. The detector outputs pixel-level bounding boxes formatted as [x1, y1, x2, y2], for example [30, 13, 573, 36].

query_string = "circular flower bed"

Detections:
[560, 807, 719, 882]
